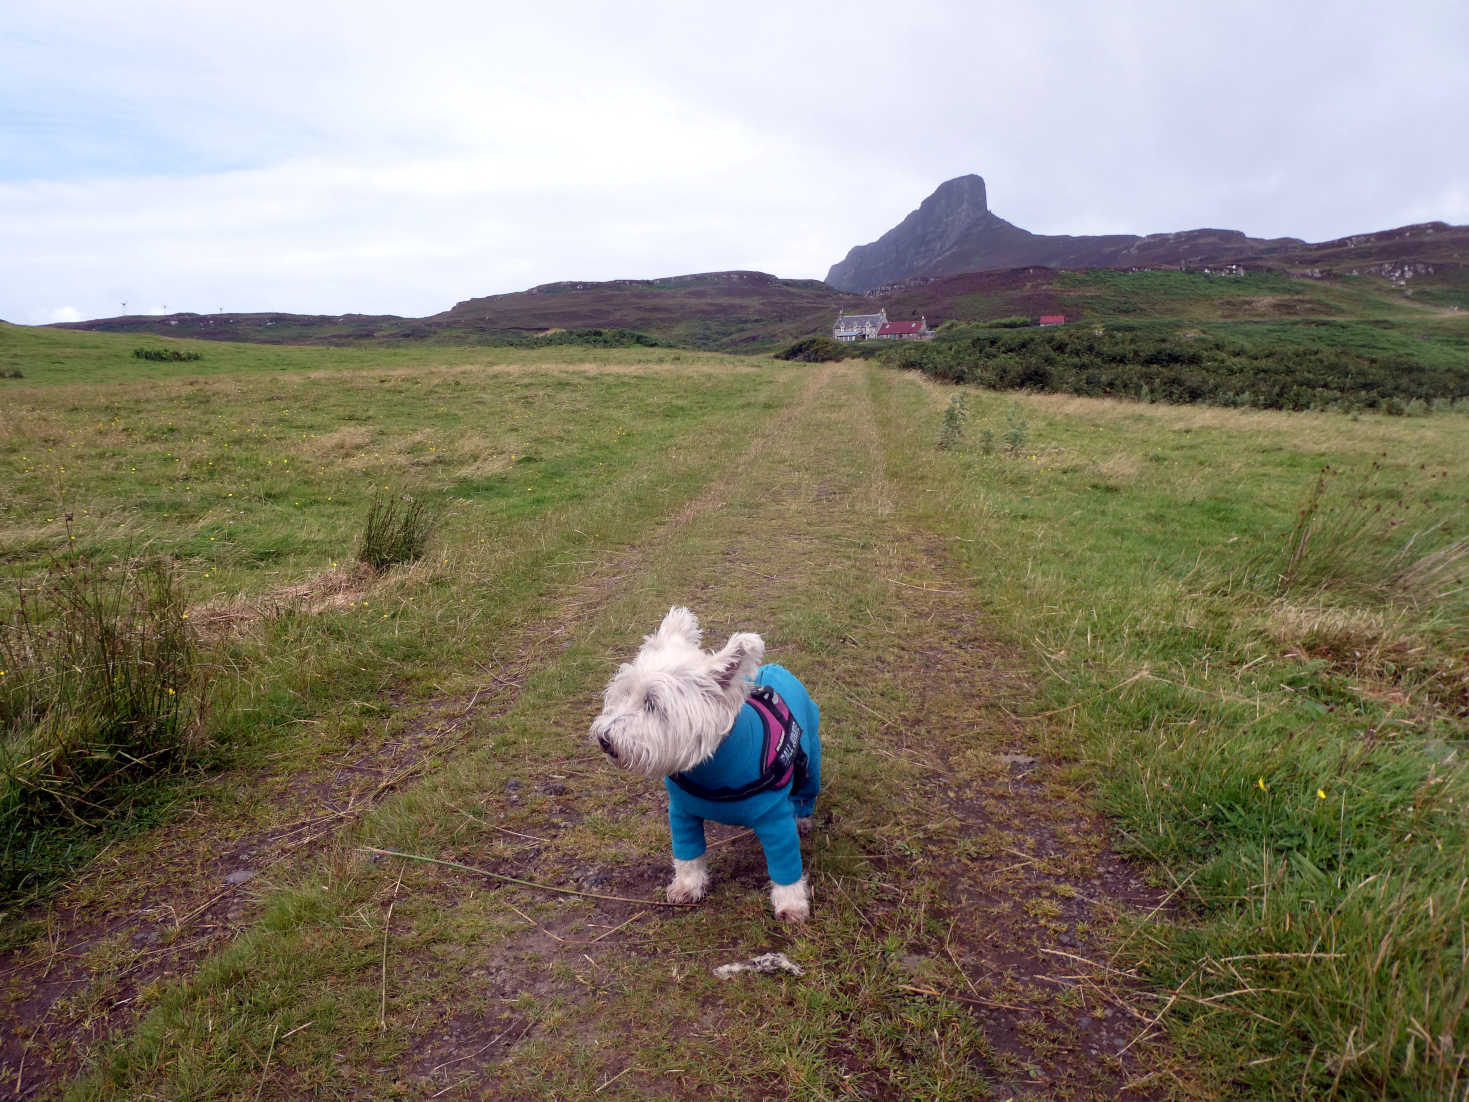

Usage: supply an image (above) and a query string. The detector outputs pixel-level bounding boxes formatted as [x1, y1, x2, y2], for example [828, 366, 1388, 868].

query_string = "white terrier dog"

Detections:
[590, 607, 821, 922]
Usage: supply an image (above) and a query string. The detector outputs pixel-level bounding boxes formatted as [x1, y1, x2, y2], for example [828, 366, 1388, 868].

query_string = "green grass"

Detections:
[1049, 268, 1456, 322]
[2, 326, 1466, 1099]
[887, 383, 1468, 1097]
[0, 324, 790, 900]
[1054, 268, 1315, 310]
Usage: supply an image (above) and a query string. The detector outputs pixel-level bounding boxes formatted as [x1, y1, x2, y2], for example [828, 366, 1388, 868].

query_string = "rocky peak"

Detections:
[824, 174, 1323, 292]
[917, 174, 989, 220]
[825, 175, 1017, 292]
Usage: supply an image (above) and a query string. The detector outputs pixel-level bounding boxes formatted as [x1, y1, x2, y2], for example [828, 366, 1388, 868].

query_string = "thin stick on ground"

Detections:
[253, 1020, 280, 1102]
[590, 910, 649, 943]
[361, 846, 688, 906]
[379, 870, 402, 1032]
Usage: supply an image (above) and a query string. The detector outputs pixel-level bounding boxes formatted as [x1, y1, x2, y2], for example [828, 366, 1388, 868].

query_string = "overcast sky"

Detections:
[4, 0, 1466, 325]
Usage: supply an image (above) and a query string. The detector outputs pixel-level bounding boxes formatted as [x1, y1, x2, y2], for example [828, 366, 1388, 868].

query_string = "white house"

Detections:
[833, 308, 887, 342]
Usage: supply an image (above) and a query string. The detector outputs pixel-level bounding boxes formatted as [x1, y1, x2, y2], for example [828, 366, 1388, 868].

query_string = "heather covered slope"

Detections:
[55, 272, 870, 351]
[431, 270, 868, 347]
[875, 262, 1469, 326]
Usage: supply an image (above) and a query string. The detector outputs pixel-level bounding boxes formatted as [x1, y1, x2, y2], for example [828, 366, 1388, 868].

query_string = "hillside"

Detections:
[825, 175, 1304, 292]
[46, 178, 1469, 355]
[55, 271, 869, 352]
[826, 174, 1469, 294]
[53, 260, 1468, 358]
[433, 270, 867, 347]
[873, 262, 1469, 327]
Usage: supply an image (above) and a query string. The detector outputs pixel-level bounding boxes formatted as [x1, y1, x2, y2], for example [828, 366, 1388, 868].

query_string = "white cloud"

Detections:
[47, 305, 82, 322]
[2, 0, 1466, 324]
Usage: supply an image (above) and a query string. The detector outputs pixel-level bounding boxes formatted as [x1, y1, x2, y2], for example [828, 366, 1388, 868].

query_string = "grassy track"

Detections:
[1, 327, 1466, 1099]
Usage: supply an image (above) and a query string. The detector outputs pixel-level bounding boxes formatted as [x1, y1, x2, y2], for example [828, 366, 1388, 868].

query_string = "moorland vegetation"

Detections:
[881, 317, 1469, 412]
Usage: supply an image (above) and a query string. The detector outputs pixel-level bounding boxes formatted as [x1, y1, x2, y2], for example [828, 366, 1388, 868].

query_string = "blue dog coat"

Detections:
[663, 664, 820, 887]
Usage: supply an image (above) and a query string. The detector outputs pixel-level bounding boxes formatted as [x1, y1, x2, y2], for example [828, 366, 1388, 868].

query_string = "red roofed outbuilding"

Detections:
[875, 316, 933, 340]
[1038, 315, 1066, 326]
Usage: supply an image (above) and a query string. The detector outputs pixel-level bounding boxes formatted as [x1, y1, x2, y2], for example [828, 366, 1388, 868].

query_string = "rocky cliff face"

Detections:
[825, 175, 1305, 292]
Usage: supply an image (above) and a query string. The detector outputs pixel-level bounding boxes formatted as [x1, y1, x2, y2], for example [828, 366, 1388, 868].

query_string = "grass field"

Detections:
[1, 324, 1465, 1099]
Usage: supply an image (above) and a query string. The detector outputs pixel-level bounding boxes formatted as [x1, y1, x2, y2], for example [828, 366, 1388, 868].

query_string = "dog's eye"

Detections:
[643, 695, 661, 716]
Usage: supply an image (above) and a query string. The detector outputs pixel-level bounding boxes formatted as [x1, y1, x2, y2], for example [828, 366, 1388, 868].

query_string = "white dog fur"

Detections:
[590, 607, 813, 921]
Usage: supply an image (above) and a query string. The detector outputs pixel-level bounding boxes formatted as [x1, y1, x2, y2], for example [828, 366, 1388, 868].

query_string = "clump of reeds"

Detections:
[1272, 460, 1466, 613]
[1, 555, 208, 892]
[357, 491, 436, 570]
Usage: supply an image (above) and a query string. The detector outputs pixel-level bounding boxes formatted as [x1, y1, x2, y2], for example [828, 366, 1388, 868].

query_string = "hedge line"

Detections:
[884, 324, 1469, 412]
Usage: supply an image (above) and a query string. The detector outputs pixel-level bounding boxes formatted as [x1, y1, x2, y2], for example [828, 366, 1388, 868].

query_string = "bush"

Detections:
[357, 491, 436, 570]
[1, 557, 208, 896]
[887, 323, 1469, 411]
[775, 336, 848, 363]
[534, 328, 668, 349]
[1002, 402, 1029, 455]
[937, 393, 967, 450]
[133, 348, 202, 362]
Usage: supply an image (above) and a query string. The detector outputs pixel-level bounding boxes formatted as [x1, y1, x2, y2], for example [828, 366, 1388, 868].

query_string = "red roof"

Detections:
[877, 320, 925, 335]
[1039, 315, 1066, 325]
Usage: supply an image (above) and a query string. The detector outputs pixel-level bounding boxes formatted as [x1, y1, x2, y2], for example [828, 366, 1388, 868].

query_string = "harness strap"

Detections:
[670, 685, 806, 803]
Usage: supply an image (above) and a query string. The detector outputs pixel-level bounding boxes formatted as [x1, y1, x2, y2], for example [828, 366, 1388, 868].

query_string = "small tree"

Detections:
[938, 393, 968, 450]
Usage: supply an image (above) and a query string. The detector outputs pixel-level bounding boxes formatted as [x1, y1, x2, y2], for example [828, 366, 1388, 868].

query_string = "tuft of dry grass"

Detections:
[188, 563, 379, 639]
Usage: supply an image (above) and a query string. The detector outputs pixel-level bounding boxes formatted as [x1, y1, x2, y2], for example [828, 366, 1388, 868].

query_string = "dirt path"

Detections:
[2, 362, 1179, 1099]
[350, 363, 1178, 1099]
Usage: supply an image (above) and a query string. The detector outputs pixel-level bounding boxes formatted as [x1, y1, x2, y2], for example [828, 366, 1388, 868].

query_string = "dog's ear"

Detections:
[650, 605, 701, 647]
[707, 632, 764, 694]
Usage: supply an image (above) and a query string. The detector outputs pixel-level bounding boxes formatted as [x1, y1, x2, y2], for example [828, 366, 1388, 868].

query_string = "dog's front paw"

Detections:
[666, 857, 709, 904]
[770, 877, 810, 923]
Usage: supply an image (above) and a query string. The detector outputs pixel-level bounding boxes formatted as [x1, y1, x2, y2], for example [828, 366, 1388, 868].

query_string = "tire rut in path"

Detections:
[728, 362, 1175, 1097]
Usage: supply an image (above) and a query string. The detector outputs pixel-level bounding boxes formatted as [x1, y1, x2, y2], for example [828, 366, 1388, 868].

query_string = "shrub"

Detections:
[775, 336, 847, 363]
[535, 328, 667, 349]
[1002, 403, 1029, 455]
[937, 393, 968, 450]
[133, 348, 202, 362]
[357, 491, 436, 570]
[885, 323, 1469, 411]
[1, 557, 208, 895]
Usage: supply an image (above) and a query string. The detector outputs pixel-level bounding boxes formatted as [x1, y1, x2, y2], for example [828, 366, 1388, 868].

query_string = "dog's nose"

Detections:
[597, 734, 614, 756]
